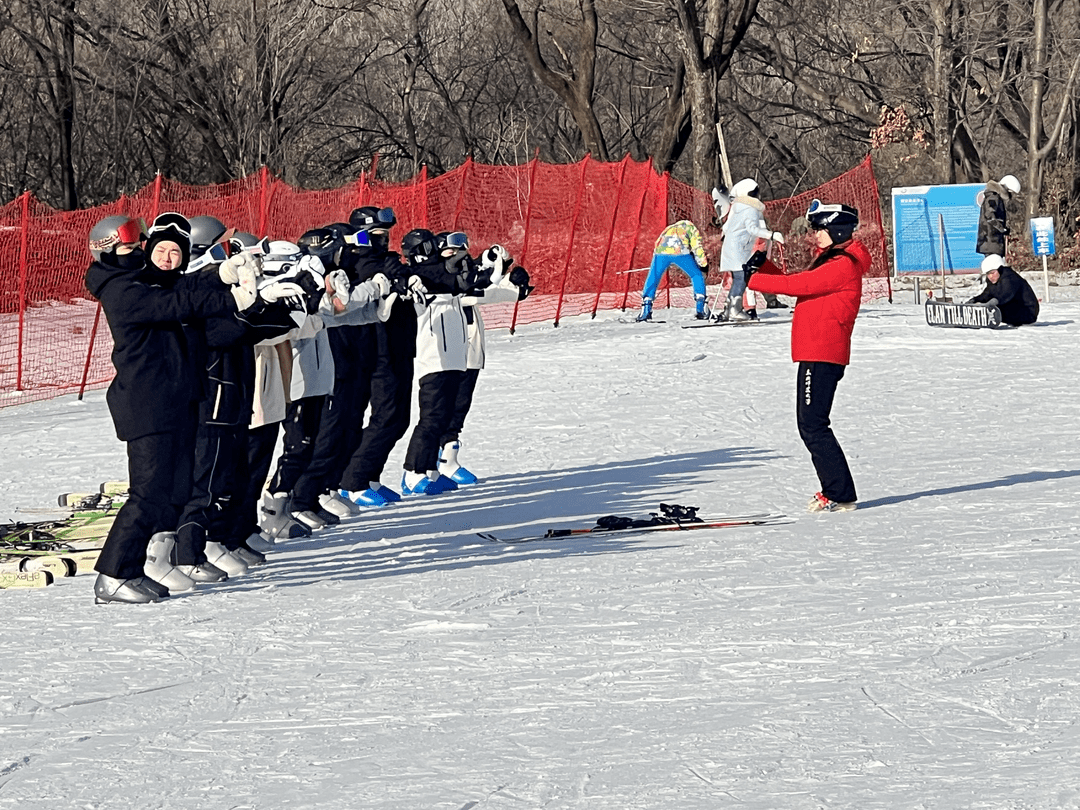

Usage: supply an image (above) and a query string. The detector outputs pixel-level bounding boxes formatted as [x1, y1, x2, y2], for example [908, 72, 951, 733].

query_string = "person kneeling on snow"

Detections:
[966, 254, 1039, 326]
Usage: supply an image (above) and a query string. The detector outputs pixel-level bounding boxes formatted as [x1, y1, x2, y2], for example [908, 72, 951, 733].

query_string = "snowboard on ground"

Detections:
[925, 301, 1003, 329]
[479, 503, 788, 544]
[0, 569, 55, 589]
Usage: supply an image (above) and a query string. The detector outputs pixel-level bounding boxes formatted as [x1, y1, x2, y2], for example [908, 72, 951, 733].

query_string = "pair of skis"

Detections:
[478, 503, 788, 545]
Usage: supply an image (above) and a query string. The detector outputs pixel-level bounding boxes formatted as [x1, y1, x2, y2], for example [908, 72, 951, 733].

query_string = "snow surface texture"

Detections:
[2, 282, 1080, 809]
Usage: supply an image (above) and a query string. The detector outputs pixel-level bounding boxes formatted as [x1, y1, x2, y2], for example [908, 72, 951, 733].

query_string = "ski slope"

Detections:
[2, 288, 1080, 809]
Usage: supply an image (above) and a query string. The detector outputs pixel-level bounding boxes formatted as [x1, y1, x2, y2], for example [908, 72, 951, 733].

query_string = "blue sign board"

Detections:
[891, 184, 985, 275]
[1030, 217, 1056, 256]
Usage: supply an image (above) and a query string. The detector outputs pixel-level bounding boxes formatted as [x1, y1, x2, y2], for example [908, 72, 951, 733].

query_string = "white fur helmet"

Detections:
[981, 254, 1005, 273]
[730, 178, 759, 199]
[998, 175, 1021, 195]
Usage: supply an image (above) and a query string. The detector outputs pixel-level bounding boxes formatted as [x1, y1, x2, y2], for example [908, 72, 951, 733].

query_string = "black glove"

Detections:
[388, 275, 410, 297]
[742, 250, 767, 282]
[508, 266, 534, 300]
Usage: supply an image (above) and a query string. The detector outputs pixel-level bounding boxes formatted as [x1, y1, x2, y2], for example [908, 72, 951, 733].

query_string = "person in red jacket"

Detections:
[746, 200, 871, 513]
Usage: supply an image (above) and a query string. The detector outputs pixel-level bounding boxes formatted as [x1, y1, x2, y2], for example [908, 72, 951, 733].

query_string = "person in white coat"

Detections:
[716, 178, 785, 321]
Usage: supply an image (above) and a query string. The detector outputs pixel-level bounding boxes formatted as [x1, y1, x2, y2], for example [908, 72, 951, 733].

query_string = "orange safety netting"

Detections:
[0, 155, 890, 408]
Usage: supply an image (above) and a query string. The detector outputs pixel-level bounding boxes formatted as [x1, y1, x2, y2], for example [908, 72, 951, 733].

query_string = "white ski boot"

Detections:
[439, 440, 478, 485]
[144, 532, 196, 593]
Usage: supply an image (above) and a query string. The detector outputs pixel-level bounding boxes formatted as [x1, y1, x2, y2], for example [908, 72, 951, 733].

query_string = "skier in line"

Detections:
[635, 219, 711, 322]
[84, 214, 272, 604]
[966, 254, 1039, 326]
[286, 209, 397, 526]
[746, 199, 870, 513]
[976, 175, 1021, 258]
[715, 178, 785, 322]
[437, 231, 533, 485]
[335, 207, 419, 509]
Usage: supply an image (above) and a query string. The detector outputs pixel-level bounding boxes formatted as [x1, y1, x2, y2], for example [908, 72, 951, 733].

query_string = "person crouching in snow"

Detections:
[746, 200, 870, 513]
[635, 219, 711, 321]
[966, 254, 1039, 326]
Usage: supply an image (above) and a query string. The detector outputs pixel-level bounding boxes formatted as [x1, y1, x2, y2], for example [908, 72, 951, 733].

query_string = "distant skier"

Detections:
[635, 220, 711, 321]
[746, 199, 870, 513]
[966, 254, 1039, 326]
[716, 178, 785, 321]
[976, 174, 1020, 257]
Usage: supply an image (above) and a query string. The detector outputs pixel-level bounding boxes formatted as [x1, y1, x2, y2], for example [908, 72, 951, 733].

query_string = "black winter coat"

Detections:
[84, 250, 238, 441]
[971, 266, 1040, 325]
[353, 248, 418, 362]
[200, 307, 297, 427]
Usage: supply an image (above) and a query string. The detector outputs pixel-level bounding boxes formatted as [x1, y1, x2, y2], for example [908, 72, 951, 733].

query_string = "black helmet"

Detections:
[349, 206, 396, 232]
[401, 228, 438, 265]
[88, 215, 144, 260]
[806, 199, 859, 243]
[188, 215, 228, 255]
[298, 227, 344, 268]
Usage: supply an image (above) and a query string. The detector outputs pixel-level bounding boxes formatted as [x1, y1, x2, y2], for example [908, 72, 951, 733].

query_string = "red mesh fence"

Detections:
[0, 156, 890, 408]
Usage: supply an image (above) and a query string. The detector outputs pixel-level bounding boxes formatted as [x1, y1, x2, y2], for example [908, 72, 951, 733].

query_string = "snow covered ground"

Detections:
[2, 285, 1080, 809]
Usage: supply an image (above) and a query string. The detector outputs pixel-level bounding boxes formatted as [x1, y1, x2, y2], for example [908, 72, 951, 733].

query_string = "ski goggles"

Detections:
[146, 212, 192, 242]
[439, 231, 469, 251]
[372, 207, 396, 227]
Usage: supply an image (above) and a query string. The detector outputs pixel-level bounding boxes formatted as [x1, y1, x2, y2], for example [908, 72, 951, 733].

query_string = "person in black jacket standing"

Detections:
[967, 254, 1040, 326]
[84, 214, 260, 604]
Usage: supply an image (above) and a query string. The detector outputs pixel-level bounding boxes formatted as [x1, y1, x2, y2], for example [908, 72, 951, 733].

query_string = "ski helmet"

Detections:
[228, 232, 270, 256]
[298, 227, 344, 268]
[261, 241, 304, 278]
[401, 229, 438, 264]
[348, 206, 396, 232]
[806, 199, 859, 243]
[145, 212, 192, 272]
[730, 178, 759, 199]
[188, 215, 229, 255]
[88, 215, 144, 260]
[998, 175, 1021, 195]
[981, 254, 1005, 274]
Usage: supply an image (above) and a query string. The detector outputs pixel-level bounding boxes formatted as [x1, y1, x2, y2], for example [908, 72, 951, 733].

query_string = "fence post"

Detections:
[589, 155, 630, 317]
[620, 158, 656, 311]
[509, 151, 541, 335]
[553, 155, 591, 327]
[151, 171, 163, 220]
[418, 165, 429, 229]
[15, 191, 30, 391]
[257, 166, 270, 237]
[451, 157, 472, 230]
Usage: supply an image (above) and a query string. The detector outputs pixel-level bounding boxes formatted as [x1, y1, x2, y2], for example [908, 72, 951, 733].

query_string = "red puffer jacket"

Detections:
[748, 239, 871, 366]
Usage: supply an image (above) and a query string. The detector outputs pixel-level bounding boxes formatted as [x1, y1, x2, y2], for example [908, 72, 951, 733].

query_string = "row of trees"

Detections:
[1, 0, 1077, 234]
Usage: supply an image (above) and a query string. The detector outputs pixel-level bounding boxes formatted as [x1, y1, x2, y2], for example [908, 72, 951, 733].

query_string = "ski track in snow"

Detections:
[2, 296, 1080, 808]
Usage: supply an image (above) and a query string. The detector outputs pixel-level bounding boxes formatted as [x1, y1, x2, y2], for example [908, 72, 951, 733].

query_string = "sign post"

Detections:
[1030, 216, 1056, 303]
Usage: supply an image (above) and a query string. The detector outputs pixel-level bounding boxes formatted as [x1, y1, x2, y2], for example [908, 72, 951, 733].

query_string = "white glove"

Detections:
[230, 285, 257, 311]
[407, 275, 428, 300]
[481, 246, 511, 285]
[771, 232, 785, 245]
[260, 281, 307, 309]
[370, 273, 392, 298]
[219, 251, 260, 285]
[326, 269, 350, 307]
[377, 291, 399, 321]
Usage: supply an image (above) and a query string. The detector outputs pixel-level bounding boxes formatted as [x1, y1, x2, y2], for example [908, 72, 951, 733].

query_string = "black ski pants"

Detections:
[340, 354, 414, 491]
[94, 413, 197, 580]
[404, 370, 464, 474]
[796, 361, 857, 504]
[242, 421, 281, 541]
[439, 367, 480, 447]
[290, 337, 375, 511]
[174, 423, 249, 564]
[268, 395, 325, 496]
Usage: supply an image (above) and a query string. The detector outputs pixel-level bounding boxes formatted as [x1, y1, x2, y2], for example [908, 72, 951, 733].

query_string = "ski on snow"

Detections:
[479, 503, 788, 544]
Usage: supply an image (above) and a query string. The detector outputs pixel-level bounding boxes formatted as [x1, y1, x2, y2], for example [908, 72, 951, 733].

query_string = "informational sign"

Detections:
[1030, 217, 1056, 256]
[891, 184, 985, 275]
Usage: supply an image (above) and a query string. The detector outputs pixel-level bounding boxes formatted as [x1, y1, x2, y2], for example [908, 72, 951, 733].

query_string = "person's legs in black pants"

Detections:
[796, 361, 856, 504]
